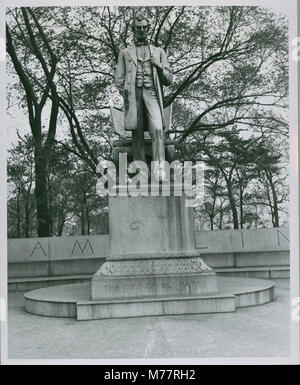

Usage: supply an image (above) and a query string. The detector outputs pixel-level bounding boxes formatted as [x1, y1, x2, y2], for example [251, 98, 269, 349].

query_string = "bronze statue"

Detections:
[115, 16, 173, 177]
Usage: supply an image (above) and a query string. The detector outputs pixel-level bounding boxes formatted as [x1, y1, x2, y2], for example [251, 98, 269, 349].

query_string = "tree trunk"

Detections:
[48, 179, 53, 236]
[58, 218, 65, 236]
[34, 141, 50, 237]
[227, 183, 239, 229]
[83, 192, 90, 235]
[24, 200, 29, 238]
[209, 194, 217, 231]
[87, 213, 90, 235]
[267, 172, 280, 228]
[57, 209, 65, 236]
[254, 206, 258, 229]
[16, 189, 21, 238]
[218, 202, 224, 230]
[272, 205, 279, 227]
[239, 188, 243, 229]
[270, 184, 279, 227]
[219, 210, 223, 229]
[80, 205, 86, 235]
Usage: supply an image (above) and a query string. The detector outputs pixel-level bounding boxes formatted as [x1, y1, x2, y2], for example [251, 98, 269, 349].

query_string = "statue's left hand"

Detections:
[150, 55, 162, 70]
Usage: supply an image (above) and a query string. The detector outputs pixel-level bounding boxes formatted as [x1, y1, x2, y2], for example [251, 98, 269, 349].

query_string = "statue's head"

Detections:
[132, 16, 150, 42]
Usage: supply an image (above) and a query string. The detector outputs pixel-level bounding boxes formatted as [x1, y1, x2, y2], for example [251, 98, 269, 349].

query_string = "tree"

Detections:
[7, 135, 36, 238]
[201, 130, 263, 229]
[7, 135, 109, 237]
[6, 6, 289, 234]
[177, 127, 288, 229]
[6, 7, 59, 236]
[7, 6, 288, 156]
[252, 139, 288, 227]
[199, 168, 227, 230]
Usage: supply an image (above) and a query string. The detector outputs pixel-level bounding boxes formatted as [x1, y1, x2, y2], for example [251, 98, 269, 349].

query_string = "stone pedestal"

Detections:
[109, 195, 196, 257]
[91, 195, 217, 304]
[22, 194, 276, 320]
[92, 257, 217, 300]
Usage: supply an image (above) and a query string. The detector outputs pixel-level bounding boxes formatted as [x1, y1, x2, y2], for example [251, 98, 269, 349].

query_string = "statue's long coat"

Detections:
[115, 44, 173, 131]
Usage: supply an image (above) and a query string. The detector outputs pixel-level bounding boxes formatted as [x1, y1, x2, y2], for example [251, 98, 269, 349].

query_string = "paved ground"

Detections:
[7, 279, 290, 360]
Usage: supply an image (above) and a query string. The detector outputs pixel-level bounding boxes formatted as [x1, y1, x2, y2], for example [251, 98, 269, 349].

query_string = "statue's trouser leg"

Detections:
[132, 87, 146, 162]
[142, 87, 165, 164]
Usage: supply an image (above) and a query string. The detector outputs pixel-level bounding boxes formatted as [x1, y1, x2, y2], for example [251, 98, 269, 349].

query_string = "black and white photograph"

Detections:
[0, 0, 299, 366]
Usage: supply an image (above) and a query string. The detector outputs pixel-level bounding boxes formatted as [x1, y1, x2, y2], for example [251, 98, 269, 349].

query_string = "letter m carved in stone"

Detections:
[72, 239, 94, 255]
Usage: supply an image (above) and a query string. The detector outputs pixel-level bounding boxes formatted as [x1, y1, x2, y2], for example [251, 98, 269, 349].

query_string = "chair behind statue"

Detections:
[110, 104, 176, 165]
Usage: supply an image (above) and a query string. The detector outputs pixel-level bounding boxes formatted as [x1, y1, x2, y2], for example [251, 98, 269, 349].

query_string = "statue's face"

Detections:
[133, 19, 149, 42]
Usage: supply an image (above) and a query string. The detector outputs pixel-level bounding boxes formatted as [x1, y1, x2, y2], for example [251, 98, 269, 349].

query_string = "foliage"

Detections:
[6, 5, 289, 235]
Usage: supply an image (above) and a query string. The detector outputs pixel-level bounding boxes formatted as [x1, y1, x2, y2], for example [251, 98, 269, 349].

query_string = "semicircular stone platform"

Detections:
[24, 277, 275, 321]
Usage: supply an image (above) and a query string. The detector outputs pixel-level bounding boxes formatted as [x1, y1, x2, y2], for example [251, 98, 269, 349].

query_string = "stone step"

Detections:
[215, 266, 290, 279]
[8, 274, 92, 292]
[23, 277, 276, 320]
[91, 256, 217, 300]
[8, 266, 289, 292]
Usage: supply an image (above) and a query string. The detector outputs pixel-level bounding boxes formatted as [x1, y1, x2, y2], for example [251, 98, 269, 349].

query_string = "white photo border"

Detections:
[0, 0, 299, 365]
